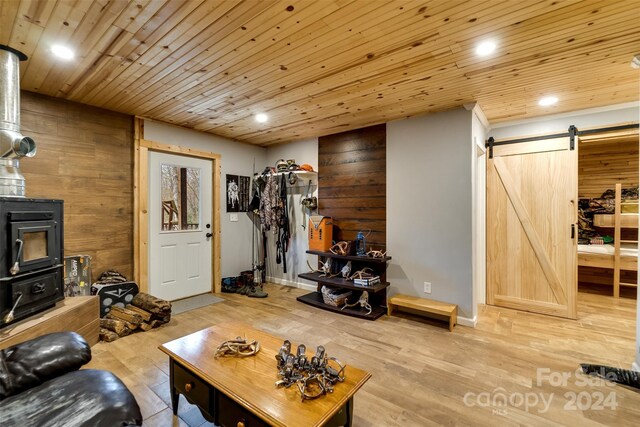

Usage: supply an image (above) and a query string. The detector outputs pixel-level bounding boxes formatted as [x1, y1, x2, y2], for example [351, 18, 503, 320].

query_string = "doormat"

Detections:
[172, 293, 224, 315]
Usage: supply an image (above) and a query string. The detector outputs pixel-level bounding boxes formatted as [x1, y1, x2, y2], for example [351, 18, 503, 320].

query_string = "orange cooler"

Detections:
[308, 215, 333, 251]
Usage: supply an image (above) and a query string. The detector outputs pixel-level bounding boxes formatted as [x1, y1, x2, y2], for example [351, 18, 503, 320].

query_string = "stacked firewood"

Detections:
[95, 270, 129, 284]
[99, 292, 172, 342]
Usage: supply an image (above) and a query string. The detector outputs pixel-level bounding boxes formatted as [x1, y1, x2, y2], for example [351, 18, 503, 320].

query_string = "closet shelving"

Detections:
[578, 183, 638, 297]
[576, 126, 639, 298]
[605, 183, 637, 295]
[297, 249, 391, 320]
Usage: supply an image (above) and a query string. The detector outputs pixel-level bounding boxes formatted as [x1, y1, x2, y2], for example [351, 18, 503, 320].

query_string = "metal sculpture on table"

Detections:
[275, 340, 346, 401]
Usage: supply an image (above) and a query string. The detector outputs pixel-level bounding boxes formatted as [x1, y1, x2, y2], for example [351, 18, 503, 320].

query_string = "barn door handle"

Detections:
[571, 224, 576, 239]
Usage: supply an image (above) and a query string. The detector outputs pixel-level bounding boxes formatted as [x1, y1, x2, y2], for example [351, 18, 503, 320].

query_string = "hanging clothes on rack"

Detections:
[276, 173, 290, 273]
[259, 174, 280, 231]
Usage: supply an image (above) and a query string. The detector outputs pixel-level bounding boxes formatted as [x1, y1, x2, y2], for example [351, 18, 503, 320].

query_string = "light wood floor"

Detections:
[86, 285, 640, 426]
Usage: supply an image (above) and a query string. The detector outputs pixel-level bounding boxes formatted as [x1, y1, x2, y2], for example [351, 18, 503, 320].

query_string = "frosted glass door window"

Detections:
[160, 164, 201, 231]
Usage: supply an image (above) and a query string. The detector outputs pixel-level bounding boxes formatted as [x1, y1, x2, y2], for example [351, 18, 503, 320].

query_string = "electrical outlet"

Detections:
[423, 282, 432, 294]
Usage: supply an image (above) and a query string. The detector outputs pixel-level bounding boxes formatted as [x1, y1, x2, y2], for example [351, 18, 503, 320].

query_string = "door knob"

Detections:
[206, 233, 213, 238]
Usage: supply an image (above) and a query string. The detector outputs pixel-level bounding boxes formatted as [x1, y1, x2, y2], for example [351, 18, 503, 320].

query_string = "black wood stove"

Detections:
[0, 45, 64, 328]
[0, 198, 64, 328]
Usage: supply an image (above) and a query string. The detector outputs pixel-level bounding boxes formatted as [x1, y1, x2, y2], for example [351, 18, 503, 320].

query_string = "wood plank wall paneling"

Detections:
[318, 124, 386, 250]
[578, 135, 639, 198]
[19, 91, 134, 282]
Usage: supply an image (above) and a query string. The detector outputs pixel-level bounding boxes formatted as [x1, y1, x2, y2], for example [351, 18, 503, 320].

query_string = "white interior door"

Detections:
[149, 151, 212, 301]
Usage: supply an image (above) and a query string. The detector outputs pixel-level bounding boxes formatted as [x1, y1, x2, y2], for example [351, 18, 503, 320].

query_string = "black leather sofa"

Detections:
[0, 332, 142, 426]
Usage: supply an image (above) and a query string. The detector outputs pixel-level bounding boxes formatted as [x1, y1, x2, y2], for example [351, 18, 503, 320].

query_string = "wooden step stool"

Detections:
[387, 294, 458, 331]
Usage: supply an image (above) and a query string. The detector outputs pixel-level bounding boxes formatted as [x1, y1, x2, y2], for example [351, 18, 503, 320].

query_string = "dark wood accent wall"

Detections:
[579, 135, 638, 198]
[19, 91, 134, 281]
[318, 124, 386, 249]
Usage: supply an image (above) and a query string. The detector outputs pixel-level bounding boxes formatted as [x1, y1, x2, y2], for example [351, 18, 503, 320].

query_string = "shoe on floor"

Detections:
[247, 286, 268, 298]
[221, 277, 238, 293]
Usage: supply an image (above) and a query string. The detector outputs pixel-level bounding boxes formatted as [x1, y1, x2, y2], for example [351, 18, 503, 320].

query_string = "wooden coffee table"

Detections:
[159, 322, 371, 427]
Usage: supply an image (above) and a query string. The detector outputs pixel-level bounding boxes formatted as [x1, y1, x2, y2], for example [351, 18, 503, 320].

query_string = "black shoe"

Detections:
[221, 277, 238, 293]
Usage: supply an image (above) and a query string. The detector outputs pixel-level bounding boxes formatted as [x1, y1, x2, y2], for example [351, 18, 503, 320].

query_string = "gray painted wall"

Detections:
[387, 108, 474, 318]
[471, 108, 488, 320]
[143, 104, 638, 355]
[264, 139, 319, 288]
[143, 120, 267, 278]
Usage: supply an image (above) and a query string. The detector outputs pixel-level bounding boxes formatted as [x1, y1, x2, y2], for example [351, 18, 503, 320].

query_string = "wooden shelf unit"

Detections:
[298, 272, 390, 292]
[297, 250, 391, 320]
[306, 249, 391, 263]
[594, 213, 638, 228]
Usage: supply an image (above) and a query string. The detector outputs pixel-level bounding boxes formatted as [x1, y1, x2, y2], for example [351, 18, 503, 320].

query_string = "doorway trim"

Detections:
[133, 117, 221, 294]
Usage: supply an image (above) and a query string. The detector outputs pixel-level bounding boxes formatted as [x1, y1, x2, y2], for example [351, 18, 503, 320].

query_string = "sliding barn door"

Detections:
[487, 136, 577, 319]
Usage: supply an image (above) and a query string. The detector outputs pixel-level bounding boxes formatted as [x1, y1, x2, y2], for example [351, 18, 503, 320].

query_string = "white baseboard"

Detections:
[267, 276, 316, 291]
[457, 315, 477, 328]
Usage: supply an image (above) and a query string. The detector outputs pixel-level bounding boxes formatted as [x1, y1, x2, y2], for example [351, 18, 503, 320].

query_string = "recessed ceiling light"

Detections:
[538, 96, 559, 106]
[255, 113, 268, 123]
[51, 44, 74, 60]
[475, 41, 496, 56]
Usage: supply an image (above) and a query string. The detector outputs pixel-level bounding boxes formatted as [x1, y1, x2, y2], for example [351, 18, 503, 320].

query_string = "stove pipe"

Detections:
[0, 45, 36, 197]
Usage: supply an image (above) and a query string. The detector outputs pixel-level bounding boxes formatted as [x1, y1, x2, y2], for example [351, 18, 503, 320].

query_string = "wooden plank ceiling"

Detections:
[1, 0, 638, 146]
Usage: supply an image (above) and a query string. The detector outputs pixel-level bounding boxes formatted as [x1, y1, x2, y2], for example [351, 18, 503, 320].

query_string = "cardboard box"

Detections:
[308, 215, 333, 251]
[64, 255, 92, 297]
